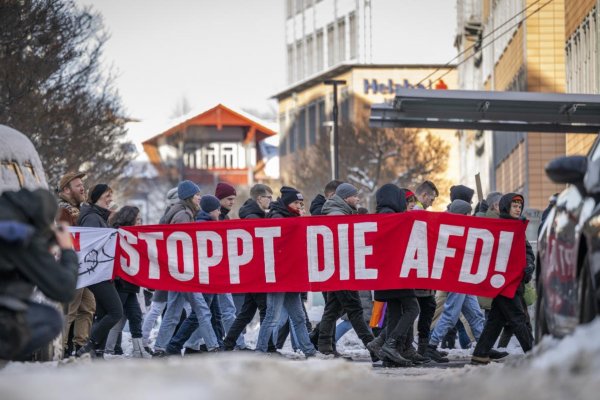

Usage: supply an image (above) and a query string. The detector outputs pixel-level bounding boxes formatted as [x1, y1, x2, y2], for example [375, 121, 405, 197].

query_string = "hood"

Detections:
[0, 189, 57, 233]
[375, 184, 406, 214]
[309, 194, 327, 216]
[79, 203, 111, 223]
[450, 185, 475, 203]
[321, 194, 355, 215]
[498, 192, 524, 219]
[239, 199, 266, 219]
[268, 199, 296, 218]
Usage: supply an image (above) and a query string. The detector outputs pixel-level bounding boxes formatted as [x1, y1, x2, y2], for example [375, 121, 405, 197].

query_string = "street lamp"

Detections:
[324, 79, 346, 180]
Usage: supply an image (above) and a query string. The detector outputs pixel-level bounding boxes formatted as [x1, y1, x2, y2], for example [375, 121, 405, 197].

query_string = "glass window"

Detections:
[318, 99, 327, 138]
[287, 45, 294, 84]
[306, 36, 314, 76]
[309, 103, 317, 145]
[316, 30, 324, 72]
[327, 24, 335, 67]
[349, 13, 357, 60]
[298, 108, 307, 149]
[337, 18, 346, 63]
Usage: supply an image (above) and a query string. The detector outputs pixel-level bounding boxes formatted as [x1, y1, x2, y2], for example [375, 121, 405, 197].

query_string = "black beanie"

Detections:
[89, 184, 110, 204]
[280, 186, 303, 206]
[450, 185, 475, 203]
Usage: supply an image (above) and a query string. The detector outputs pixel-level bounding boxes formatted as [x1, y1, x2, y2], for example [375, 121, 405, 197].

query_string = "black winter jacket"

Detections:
[267, 199, 298, 218]
[239, 199, 266, 219]
[78, 203, 110, 227]
[309, 194, 327, 216]
[373, 184, 414, 300]
[0, 189, 78, 304]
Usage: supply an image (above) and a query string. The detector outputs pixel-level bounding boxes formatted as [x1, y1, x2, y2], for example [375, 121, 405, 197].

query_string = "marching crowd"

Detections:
[0, 171, 537, 367]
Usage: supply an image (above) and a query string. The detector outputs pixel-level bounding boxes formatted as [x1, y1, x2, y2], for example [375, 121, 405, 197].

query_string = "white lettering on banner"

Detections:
[119, 230, 140, 276]
[167, 232, 194, 282]
[338, 224, 350, 280]
[431, 225, 465, 279]
[490, 231, 514, 288]
[138, 231, 164, 279]
[458, 228, 494, 284]
[307, 226, 335, 282]
[227, 229, 254, 284]
[254, 227, 281, 283]
[400, 221, 429, 278]
[354, 222, 378, 280]
[197, 231, 223, 284]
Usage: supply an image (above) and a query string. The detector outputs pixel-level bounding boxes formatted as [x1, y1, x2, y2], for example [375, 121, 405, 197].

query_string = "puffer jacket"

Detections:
[267, 199, 298, 218]
[239, 199, 266, 219]
[321, 194, 356, 216]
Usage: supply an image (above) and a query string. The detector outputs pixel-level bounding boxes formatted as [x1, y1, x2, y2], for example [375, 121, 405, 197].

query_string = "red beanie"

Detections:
[405, 190, 415, 200]
[215, 182, 237, 200]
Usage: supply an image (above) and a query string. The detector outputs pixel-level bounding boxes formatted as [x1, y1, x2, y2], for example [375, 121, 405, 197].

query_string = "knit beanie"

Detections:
[215, 182, 237, 200]
[89, 184, 110, 204]
[280, 186, 303, 206]
[448, 199, 472, 215]
[200, 195, 221, 213]
[404, 189, 416, 200]
[178, 180, 200, 200]
[335, 183, 358, 199]
[450, 185, 475, 203]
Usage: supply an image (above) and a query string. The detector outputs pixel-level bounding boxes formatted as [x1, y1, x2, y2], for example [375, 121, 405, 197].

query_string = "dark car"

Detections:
[535, 134, 600, 340]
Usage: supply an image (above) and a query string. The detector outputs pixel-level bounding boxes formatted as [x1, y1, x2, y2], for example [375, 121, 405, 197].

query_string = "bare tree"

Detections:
[0, 0, 133, 189]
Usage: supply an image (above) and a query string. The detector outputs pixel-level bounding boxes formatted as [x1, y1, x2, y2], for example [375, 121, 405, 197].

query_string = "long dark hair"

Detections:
[110, 206, 140, 228]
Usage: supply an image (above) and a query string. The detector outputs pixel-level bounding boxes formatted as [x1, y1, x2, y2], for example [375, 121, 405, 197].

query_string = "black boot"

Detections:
[75, 339, 96, 358]
[423, 344, 449, 363]
[441, 328, 457, 349]
[380, 338, 412, 366]
[417, 337, 429, 355]
[401, 345, 430, 364]
[366, 335, 385, 356]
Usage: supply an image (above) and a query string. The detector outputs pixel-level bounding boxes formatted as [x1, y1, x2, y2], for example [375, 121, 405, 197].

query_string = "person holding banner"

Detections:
[317, 183, 376, 359]
[367, 184, 424, 367]
[152, 181, 220, 357]
[76, 184, 124, 358]
[215, 182, 236, 221]
[255, 186, 318, 358]
[471, 193, 535, 365]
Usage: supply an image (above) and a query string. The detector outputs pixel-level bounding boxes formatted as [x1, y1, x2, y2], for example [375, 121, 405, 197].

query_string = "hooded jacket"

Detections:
[309, 194, 327, 216]
[78, 203, 111, 227]
[267, 199, 298, 218]
[239, 199, 266, 219]
[321, 194, 356, 216]
[373, 184, 414, 301]
[0, 189, 78, 304]
[161, 200, 195, 224]
[196, 210, 215, 222]
[498, 192, 535, 287]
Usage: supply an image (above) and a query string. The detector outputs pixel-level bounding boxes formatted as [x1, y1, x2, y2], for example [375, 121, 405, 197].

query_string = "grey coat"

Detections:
[321, 194, 356, 216]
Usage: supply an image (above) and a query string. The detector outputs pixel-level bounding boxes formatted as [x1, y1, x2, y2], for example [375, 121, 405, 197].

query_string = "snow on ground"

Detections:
[1, 318, 600, 400]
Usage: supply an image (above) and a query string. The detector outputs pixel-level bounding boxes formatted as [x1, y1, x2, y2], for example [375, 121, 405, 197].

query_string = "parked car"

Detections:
[0, 124, 62, 361]
[535, 134, 600, 340]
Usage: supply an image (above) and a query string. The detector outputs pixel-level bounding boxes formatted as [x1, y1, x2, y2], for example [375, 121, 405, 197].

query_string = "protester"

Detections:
[224, 184, 275, 351]
[215, 182, 237, 220]
[471, 193, 535, 365]
[309, 180, 343, 216]
[255, 186, 318, 358]
[413, 180, 438, 210]
[76, 184, 124, 358]
[153, 181, 220, 357]
[56, 171, 96, 358]
[317, 183, 376, 359]
[103, 206, 152, 359]
[0, 189, 78, 361]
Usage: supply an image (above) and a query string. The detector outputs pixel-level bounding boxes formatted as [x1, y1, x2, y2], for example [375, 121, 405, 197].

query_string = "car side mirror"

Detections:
[545, 155, 587, 185]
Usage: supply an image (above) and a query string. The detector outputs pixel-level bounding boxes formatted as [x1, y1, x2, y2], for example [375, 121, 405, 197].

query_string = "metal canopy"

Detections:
[369, 89, 600, 133]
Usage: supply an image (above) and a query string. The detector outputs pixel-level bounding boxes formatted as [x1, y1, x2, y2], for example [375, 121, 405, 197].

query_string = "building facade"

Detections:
[274, 64, 459, 208]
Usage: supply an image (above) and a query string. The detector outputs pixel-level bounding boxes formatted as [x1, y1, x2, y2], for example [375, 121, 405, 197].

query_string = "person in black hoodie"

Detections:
[366, 184, 425, 366]
[224, 184, 276, 351]
[103, 206, 152, 359]
[309, 180, 342, 216]
[0, 189, 78, 361]
[471, 193, 535, 365]
[76, 184, 124, 358]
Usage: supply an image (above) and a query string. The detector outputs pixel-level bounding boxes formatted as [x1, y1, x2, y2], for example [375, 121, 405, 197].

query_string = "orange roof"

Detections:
[143, 103, 276, 147]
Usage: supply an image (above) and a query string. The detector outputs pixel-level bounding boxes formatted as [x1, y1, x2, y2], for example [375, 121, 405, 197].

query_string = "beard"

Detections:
[72, 191, 85, 205]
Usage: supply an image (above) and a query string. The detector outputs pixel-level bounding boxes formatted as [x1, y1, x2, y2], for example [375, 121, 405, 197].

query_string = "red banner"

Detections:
[113, 211, 528, 298]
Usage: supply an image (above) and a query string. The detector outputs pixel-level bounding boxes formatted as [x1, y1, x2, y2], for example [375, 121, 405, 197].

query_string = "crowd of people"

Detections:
[0, 171, 537, 367]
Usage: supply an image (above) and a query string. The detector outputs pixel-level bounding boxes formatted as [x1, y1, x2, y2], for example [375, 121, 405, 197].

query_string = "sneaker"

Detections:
[75, 340, 96, 358]
[183, 347, 202, 356]
[488, 349, 509, 361]
[152, 349, 168, 358]
[305, 351, 335, 360]
[143, 346, 155, 356]
[423, 344, 449, 363]
[471, 355, 491, 365]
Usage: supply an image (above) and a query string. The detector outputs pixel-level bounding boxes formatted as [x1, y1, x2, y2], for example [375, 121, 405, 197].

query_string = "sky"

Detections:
[75, 0, 457, 144]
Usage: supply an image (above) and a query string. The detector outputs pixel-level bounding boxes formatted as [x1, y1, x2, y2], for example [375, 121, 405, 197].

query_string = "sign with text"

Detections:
[107, 211, 527, 298]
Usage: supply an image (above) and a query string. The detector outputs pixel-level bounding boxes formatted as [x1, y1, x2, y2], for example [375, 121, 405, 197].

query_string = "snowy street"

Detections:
[1, 319, 599, 400]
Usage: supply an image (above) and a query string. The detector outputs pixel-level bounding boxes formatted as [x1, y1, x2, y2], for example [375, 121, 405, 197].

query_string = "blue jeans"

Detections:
[256, 292, 315, 355]
[430, 293, 484, 346]
[184, 293, 245, 350]
[335, 320, 353, 342]
[154, 291, 218, 351]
